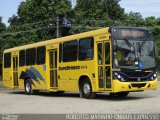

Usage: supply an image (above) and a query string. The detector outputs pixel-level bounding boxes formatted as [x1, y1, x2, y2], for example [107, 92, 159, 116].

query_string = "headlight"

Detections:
[114, 72, 126, 82]
[153, 73, 157, 78]
[117, 75, 121, 79]
[149, 72, 157, 81]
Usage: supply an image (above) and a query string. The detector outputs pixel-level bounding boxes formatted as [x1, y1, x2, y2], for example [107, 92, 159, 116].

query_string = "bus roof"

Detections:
[4, 27, 109, 53]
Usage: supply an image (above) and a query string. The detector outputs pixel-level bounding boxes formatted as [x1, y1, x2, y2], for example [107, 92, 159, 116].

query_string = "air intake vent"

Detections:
[131, 83, 146, 88]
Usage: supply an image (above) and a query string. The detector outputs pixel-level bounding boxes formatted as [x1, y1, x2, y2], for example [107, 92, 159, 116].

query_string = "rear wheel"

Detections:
[80, 78, 96, 99]
[24, 80, 34, 95]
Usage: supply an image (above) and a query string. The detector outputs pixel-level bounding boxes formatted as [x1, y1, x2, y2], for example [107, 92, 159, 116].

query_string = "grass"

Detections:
[0, 81, 6, 89]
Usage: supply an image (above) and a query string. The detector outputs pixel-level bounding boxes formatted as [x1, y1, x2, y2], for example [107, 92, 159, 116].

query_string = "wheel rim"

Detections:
[26, 82, 31, 93]
[83, 83, 91, 95]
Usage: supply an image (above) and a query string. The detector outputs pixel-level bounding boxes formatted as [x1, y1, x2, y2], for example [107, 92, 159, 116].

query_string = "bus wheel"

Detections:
[81, 78, 95, 99]
[24, 80, 33, 95]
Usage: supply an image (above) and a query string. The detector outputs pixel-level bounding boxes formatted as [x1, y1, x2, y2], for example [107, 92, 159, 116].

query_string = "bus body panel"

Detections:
[2, 27, 158, 96]
[112, 79, 158, 92]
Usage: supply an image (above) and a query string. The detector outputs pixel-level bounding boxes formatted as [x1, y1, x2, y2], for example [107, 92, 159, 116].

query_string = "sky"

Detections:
[0, 0, 160, 26]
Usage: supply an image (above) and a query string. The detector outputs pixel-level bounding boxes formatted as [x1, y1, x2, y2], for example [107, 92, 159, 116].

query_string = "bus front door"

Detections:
[13, 56, 18, 87]
[49, 50, 58, 88]
[97, 41, 112, 90]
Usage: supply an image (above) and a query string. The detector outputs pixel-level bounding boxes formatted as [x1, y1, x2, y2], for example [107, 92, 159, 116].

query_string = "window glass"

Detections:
[26, 48, 36, 65]
[79, 37, 94, 60]
[4, 53, 11, 68]
[36, 46, 46, 65]
[59, 43, 62, 63]
[19, 50, 25, 66]
[63, 40, 78, 62]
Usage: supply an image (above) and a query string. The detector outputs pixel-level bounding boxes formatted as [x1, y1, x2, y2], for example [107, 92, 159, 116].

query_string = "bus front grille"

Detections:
[131, 83, 146, 88]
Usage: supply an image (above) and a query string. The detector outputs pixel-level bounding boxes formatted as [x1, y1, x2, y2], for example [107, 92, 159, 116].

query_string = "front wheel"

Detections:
[80, 78, 96, 99]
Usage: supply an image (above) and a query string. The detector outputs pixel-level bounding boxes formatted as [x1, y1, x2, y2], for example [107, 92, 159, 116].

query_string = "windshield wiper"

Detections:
[124, 38, 135, 52]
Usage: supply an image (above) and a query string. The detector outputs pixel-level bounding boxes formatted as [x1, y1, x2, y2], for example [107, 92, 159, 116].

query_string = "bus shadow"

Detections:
[95, 93, 153, 101]
[7, 90, 153, 101]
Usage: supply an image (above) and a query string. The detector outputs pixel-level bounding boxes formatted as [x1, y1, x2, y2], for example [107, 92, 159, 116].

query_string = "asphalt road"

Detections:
[0, 81, 160, 114]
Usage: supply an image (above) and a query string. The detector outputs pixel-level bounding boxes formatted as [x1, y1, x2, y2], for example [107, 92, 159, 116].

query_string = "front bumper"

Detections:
[112, 78, 158, 93]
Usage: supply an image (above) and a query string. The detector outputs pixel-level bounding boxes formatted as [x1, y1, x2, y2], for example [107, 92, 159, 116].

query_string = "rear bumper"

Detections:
[112, 78, 158, 93]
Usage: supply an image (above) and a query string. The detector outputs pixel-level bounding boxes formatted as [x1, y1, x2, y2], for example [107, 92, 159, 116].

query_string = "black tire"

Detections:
[110, 92, 129, 97]
[80, 78, 96, 99]
[24, 79, 34, 95]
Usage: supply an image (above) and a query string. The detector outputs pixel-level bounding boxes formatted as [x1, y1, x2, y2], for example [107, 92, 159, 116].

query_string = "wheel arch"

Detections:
[78, 75, 93, 90]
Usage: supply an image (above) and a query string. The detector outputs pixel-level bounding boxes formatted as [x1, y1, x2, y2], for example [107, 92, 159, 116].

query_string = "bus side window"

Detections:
[59, 43, 62, 63]
[36, 46, 46, 65]
[63, 40, 78, 62]
[26, 48, 36, 66]
[79, 37, 94, 60]
[19, 50, 25, 66]
[4, 53, 11, 68]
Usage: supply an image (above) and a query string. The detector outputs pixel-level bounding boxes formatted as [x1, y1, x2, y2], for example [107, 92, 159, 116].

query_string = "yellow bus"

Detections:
[3, 27, 158, 99]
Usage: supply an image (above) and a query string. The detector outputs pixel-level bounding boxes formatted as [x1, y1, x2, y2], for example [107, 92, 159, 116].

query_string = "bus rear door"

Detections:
[12, 54, 19, 87]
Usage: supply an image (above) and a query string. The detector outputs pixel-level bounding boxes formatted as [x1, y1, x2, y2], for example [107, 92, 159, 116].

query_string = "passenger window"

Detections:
[26, 48, 36, 65]
[36, 46, 46, 65]
[19, 50, 25, 66]
[59, 43, 62, 63]
[4, 53, 11, 68]
[63, 40, 78, 62]
[79, 37, 94, 60]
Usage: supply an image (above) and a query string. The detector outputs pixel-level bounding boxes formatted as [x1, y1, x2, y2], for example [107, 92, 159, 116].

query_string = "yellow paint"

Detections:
[2, 27, 158, 94]
[112, 79, 158, 93]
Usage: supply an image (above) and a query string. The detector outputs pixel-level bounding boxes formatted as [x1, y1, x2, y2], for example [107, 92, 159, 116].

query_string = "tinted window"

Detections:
[79, 37, 94, 60]
[19, 50, 25, 66]
[63, 40, 78, 62]
[59, 43, 62, 63]
[26, 48, 36, 65]
[36, 46, 46, 65]
[4, 53, 11, 68]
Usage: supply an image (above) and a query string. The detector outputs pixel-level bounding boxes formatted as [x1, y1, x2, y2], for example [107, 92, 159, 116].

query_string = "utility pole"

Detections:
[56, 17, 59, 38]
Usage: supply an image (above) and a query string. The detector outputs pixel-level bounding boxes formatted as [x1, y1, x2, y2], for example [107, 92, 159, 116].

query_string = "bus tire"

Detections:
[24, 79, 34, 95]
[80, 78, 95, 99]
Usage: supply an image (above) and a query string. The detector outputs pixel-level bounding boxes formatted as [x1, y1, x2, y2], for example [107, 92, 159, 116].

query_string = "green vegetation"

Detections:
[0, 0, 160, 69]
[0, 82, 5, 89]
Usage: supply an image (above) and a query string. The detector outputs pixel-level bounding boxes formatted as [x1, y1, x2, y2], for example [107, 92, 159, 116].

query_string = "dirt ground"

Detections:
[0, 81, 160, 114]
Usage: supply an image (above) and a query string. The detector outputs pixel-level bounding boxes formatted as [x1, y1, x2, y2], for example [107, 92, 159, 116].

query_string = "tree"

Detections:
[75, 0, 124, 20]
[156, 17, 160, 26]
[145, 16, 156, 27]
[8, 15, 19, 26]
[5, 0, 73, 45]
[124, 12, 145, 26]
[17, 0, 72, 23]
[72, 0, 125, 33]
[0, 17, 6, 33]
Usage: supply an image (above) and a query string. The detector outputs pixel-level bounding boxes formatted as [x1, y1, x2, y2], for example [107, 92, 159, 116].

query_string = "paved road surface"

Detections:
[0, 81, 160, 114]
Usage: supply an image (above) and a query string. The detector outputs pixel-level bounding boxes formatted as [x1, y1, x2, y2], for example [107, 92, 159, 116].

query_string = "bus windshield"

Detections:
[112, 28, 156, 69]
